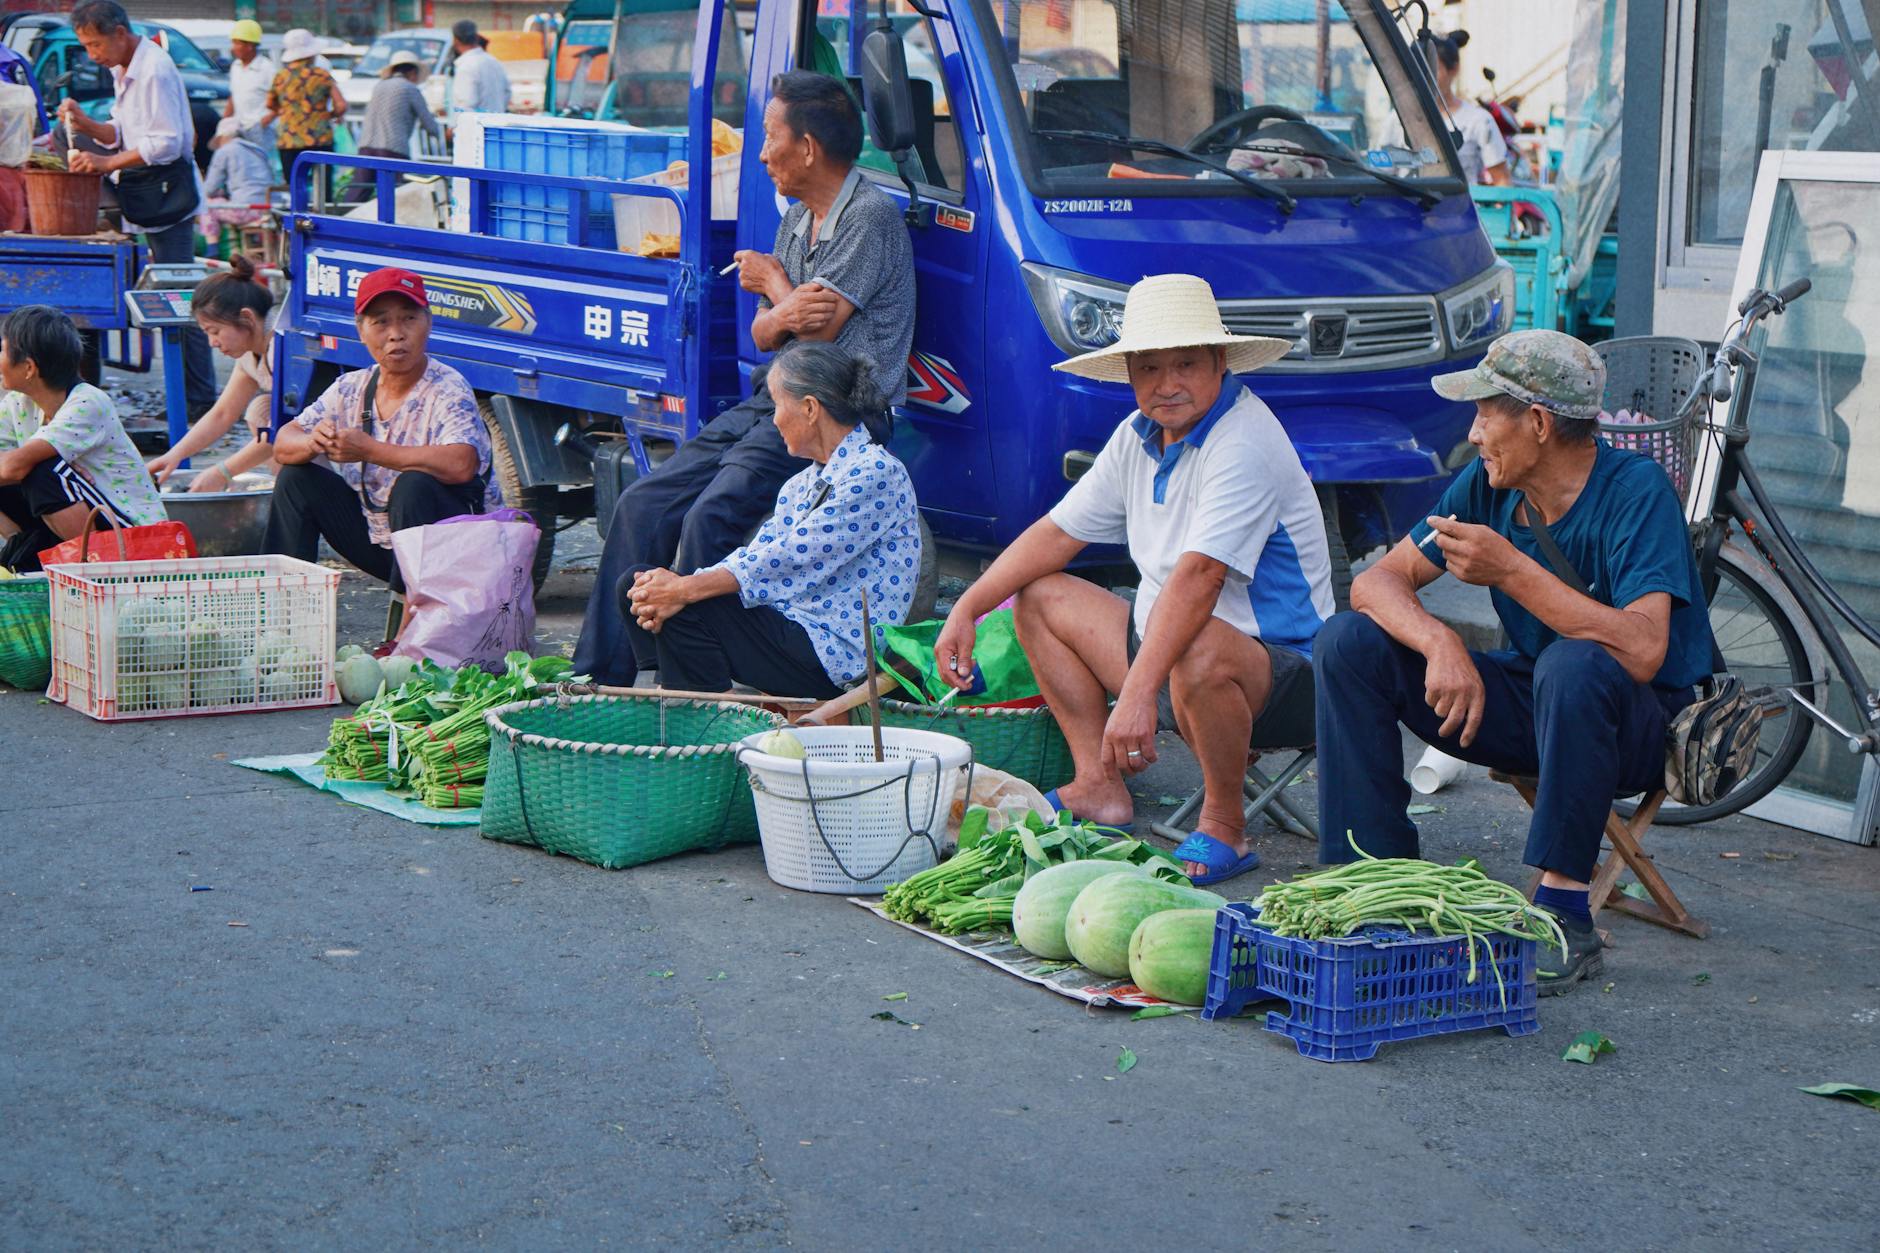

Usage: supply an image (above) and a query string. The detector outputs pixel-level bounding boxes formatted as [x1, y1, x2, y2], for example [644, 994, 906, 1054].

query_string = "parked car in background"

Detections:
[25, 17, 228, 170]
[325, 43, 370, 77]
[342, 29, 452, 115]
[162, 18, 238, 69]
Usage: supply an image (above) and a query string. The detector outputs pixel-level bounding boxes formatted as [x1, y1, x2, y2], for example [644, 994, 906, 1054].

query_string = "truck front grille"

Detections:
[1217, 296, 1445, 373]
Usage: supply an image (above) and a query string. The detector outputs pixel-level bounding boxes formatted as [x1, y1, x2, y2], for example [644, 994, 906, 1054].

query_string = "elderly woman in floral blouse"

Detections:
[624, 341, 921, 698]
[265, 268, 499, 596]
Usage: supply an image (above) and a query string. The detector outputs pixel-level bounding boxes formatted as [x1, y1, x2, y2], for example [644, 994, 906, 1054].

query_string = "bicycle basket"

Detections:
[1595, 336, 1706, 499]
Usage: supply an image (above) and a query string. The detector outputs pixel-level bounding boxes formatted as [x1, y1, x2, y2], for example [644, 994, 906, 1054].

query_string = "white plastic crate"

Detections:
[45, 555, 339, 720]
[610, 151, 741, 255]
[738, 726, 973, 894]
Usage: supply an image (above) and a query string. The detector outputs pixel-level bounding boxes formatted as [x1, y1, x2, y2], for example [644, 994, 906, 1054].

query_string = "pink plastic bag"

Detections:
[391, 508, 539, 672]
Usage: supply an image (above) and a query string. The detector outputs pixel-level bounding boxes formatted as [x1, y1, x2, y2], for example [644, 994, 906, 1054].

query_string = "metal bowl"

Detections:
[159, 470, 274, 557]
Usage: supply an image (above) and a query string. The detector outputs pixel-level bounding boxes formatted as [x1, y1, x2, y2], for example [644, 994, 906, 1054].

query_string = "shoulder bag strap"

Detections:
[1521, 495, 1590, 597]
[353, 366, 381, 520]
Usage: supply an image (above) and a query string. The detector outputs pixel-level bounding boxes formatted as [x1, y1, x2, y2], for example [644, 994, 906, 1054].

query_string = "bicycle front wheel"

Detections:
[1624, 551, 1816, 825]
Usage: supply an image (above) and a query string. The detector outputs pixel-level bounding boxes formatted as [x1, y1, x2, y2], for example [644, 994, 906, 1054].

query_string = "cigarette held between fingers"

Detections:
[1419, 514, 1458, 548]
[718, 260, 739, 276]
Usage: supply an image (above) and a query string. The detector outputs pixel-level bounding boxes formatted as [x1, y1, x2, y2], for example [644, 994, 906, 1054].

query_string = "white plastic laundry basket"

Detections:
[739, 726, 974, 894]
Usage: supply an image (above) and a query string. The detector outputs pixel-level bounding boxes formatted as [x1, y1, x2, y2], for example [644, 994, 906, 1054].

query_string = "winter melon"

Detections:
[1127, 908, 1221, 1006]
[1064, 875, 1226, 978]
[1012, 861, 1145, 960]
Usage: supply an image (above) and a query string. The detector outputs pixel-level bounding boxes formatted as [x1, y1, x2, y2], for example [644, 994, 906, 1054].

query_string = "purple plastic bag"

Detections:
[390, 510, 539, 672]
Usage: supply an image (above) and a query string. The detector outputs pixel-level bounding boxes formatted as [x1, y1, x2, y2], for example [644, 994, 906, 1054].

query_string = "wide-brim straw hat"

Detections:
[1052, 273, 1293, 383]
[382, 49, 423, 77]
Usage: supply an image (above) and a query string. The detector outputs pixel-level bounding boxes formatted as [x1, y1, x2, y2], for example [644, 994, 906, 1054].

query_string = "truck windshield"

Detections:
[554, 10, 746, 129]
[983, 0, 1457, 195]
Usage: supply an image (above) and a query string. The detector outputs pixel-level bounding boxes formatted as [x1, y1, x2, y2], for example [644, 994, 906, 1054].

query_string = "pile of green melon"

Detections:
[1012, 860, 1226, 1007]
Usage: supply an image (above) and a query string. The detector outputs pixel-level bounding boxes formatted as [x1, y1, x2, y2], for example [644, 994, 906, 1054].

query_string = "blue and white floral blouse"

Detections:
[711, 425, 921, 684]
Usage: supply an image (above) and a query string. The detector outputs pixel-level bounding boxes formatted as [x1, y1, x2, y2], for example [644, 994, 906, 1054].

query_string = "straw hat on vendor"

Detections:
[380, 49, 424, 80]
[1050, 272, 1293, 383]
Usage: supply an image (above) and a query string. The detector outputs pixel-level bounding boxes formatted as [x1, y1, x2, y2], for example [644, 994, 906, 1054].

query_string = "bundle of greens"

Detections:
[882, 806, 1188, 935]
[321, 652, 574, 803]
[1252, 835, 1569, 1005]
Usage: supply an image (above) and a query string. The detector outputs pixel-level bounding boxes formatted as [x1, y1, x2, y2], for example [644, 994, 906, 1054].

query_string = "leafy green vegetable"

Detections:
[881, 991, 907, 1002]
[1561, 1030, 1616, 1064]
[1130, 1006, 1190, 1021]
[1116, 1046, 1137, 1074]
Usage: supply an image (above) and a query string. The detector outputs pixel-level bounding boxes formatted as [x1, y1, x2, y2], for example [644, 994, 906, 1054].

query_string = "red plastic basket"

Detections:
[45, 555, 339, 721]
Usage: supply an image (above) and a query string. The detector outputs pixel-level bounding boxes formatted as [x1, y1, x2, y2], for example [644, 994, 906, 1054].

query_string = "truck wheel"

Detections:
[482, 397, 557, 598]
[1317, 486, 1354, 613]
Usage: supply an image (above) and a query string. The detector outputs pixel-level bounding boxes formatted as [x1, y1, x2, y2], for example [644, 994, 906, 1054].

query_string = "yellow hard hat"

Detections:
[231, 19, 263, 45]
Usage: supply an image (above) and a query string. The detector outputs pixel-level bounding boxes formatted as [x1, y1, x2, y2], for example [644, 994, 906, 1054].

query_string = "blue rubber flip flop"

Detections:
[1172, 832, 1262, 886]
[1041, 788, 1073, 819]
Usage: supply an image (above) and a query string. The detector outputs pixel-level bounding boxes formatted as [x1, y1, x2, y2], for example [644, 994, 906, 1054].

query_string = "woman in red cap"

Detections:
[265, 267, 499, 604]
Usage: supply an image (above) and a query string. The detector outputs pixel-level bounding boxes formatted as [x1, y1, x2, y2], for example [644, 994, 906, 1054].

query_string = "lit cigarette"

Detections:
[1419, 514, 1457, 548]
[718, 260, 739, 276]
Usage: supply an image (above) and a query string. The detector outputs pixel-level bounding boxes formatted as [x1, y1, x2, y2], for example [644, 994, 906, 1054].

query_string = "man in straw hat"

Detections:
[935, 274, 1334, 886]
[1313, 328, 1716, 993]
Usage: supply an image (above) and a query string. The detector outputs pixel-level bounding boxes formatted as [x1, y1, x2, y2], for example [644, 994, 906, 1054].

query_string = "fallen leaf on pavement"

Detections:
[1406, 804, 1442, 815]
[872, 1010, 919, 1029]
[1562, 1030, 1616, 1064]
[1117, 1046, 1137, 1074]
[1619, 881, 1651, 901]
[1130, 1006, 1189, 1020]
[1799, 1083, 1880, 1110]
[1693, 972, 1711, 985]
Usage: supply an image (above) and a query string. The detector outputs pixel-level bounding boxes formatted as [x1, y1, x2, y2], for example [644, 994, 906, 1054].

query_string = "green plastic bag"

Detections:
[876, 609, 1039, 706]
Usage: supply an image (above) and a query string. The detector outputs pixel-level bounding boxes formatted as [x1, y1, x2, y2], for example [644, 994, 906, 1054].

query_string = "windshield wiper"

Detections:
[1225, 141, 1444, 209]
[1031, 128, 1298, 216]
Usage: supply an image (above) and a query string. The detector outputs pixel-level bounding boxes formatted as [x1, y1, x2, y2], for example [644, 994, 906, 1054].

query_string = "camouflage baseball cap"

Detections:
[1430, 329, 1606, 421]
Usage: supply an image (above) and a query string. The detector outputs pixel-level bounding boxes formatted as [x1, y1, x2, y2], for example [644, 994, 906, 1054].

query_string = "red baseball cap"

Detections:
[354, 267, 428, 314]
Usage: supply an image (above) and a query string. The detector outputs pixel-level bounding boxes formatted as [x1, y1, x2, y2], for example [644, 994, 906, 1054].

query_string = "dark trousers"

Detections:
[263, 461, 484, 593]
[573, 386, 806, 684]
[146, 217, 217, 412]
[0, 455, 132, 571]
[1313, 611, 1686, 882]
[619, 564, 840, 698]
[278, 144, 333, 202]
[342, 146, 405, 206]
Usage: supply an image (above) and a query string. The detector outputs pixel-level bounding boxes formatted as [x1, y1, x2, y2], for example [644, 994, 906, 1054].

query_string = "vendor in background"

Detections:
[194, 117, 272, 239]
[147, 256, 278, 493]
[58, 0, 217, 420]
[265, 268, 499, 598]
[0, 306, 168, 572]
[623, 341, 920, 699]
[1429, 30, 1510, 186]
[222, 18, 274, 148]
[449, 21, 511, 119]
[263, 29, 346, 203]
[345, 49, 444, 205]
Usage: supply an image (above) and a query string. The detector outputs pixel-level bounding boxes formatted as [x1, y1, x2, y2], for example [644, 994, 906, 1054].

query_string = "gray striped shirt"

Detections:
[359, 75, 442, 156]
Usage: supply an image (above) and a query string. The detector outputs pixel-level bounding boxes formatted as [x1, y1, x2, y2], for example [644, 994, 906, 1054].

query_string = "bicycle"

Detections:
[1597, 278, 1880, 826]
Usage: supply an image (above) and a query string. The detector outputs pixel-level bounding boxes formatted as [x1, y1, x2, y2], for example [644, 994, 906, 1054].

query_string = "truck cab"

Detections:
[280, 0, 1506, 591]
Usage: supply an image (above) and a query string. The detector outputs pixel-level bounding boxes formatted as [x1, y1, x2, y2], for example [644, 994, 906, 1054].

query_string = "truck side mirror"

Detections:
[859, 26, 928, 227]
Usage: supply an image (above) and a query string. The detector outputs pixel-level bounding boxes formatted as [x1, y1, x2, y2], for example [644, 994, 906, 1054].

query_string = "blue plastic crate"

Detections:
[481, 125, 687, 249]
[1205, 903, 1540, 1062]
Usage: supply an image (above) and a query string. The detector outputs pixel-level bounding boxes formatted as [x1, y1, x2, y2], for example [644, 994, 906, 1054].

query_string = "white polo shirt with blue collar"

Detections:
[1049, 376, 1334, 655]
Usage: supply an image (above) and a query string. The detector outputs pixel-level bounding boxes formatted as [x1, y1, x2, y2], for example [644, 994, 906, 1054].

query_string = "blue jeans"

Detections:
[145, 217, 217, 411]
[1312, 611, 1689, 882]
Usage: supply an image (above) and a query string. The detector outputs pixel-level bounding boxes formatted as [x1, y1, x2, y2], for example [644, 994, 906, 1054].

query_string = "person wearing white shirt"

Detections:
[58, 0, 216, 416]
[1430, 30, 1509, 185]
[448, 20, 510, 117]
[223, 18, 275, 147]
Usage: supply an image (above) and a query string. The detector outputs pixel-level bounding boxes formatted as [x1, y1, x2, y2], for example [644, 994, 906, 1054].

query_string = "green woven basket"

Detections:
[856, 700, 1074, 791]
[480, 694, 784, 869]
[0, 576, 52, 691]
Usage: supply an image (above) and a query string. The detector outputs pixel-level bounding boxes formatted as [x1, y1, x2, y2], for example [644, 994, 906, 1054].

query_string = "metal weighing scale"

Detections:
[124, 262, 213, 459]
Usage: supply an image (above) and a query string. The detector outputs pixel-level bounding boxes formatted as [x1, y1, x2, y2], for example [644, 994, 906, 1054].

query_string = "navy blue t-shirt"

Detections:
[1409, 442, 1713, 691]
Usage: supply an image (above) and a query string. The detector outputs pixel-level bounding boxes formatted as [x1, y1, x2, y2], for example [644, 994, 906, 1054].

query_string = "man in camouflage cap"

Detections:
[1311, 329, 1718, 993]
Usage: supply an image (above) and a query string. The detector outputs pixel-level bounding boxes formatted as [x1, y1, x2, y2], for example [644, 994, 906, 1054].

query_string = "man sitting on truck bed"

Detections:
[574, 69, 917, 687]
[265, 267, 500, 605]
[934, 275, 1335, 887]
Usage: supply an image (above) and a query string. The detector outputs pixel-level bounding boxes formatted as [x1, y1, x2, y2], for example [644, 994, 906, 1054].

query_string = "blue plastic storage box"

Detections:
[1203, 903, 1541, 1062]
[482, 125, 687, 249]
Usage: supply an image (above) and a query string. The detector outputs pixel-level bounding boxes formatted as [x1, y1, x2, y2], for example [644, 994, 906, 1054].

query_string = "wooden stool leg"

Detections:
[1597, 793, 1709, 938]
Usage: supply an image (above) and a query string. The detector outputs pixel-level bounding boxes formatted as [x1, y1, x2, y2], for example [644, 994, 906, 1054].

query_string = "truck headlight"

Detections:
[1440, 262, 1515, 352]
[1022, 263, 1128, 356]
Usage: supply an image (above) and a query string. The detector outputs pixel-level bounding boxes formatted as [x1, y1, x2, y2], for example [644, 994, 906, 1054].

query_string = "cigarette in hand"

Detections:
[718, 260, 739, 276]
[1419, 514, 1457, 549]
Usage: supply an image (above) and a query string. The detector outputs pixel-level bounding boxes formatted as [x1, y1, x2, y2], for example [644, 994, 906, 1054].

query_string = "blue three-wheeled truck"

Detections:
[279, 0, 1511, 604]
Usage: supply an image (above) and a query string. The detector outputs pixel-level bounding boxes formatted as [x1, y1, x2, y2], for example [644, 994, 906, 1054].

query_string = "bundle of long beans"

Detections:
[406, 700, 500, 809]
[322, 684, 445, 784]
[1252, 834, 1569, 1007]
